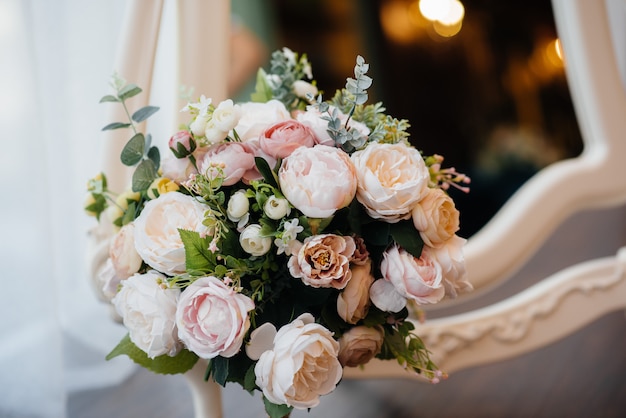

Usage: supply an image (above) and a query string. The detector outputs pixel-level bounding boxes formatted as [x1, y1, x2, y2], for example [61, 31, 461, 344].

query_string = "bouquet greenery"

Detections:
[85, 48, 471, 417]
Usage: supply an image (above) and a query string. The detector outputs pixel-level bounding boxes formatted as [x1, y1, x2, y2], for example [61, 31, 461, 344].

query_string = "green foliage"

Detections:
[106, 334, 198, 375]
[179, 229, 217, 273]
[132, 159, 158, 192]
[264, 397, 293, 418]
[250, 68, 273, 103]
[120, 133, 145, 166]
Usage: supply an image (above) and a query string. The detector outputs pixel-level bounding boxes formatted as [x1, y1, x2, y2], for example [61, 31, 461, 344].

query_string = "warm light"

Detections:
[419, 0, 451, 22]
[438, 0, 465, 25]
[380, 0, 420, 44]
[554, 38, 564, 61]
[433, 19, 463, 38]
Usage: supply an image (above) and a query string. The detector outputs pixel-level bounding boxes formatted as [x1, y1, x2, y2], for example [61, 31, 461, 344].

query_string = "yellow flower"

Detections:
[147, 177, 180, 200]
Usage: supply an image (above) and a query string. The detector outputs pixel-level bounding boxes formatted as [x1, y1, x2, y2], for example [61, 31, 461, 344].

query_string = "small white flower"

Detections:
[263, 195, 291, 220]
[240, 224, 272, 256]
[227, 190, 250, 229]
[274, 218, 303, 256]
[282, 47, 296, 65]
[181, 94, 212, 113]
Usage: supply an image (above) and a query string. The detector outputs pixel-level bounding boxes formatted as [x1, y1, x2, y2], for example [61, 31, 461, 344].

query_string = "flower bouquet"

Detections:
[85, 48, 472, 417]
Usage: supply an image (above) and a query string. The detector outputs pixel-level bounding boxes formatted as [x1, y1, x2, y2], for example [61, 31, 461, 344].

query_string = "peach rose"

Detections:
[109, 223, 142, 279]
[351, 142, 429, 222]
[288, 234, 356, 289]
[254, 313, 342, 409]
[176, 276, 254, 359]
[429, 235, 472, 298]
[412, 187, 460, 248]
[337, 259, 374, 324]
[259, 120, 316, 159]
[338, 325, 384, 367]
[278, 145, 357, 218]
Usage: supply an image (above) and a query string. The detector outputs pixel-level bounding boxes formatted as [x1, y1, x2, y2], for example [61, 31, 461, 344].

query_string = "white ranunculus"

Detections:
[263, 195, 291, 220]
[112, 271, 182, 358]
[351, 142, 429, 222]
[211, 99, 241, 132]
[227, 190, 250, 223]
[133, 192, 209, 276]
[254, 313, 342, 410]
[176, 276, 254, 359]
[109, 223, 142, 279]
[239, 224, 272, 256]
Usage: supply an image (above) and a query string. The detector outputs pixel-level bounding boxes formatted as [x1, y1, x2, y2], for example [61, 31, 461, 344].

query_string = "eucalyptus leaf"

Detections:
[102, 122, 131, 131]
[121, 133, 145, 166]
[147, 146, 160, 169]
[132, 105, 160, 123]
[106, 334, 198, 375]
[99, 94, 119, 103]
[118, 83, 142, 101]
[131, 159, 157, 192]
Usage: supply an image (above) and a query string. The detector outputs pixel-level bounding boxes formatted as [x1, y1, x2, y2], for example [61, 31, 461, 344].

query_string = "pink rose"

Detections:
[288, 234, 356, 289]
[381, 245, 445, 306]
[176, 276, 255, 359]
[278, 145, 357, 218]
[233, 100, 291, 141]
[160, 155, 198, 184]
[429, 235, 472, 298]
[337, 259, 374, 324]
[259, 120, 316, 159]
[168, 130, 196, 158]
[412, 187, 460, 248]
[198, 142, 256, 186]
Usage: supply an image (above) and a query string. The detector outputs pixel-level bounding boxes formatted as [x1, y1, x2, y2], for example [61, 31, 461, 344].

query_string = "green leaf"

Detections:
[106, 334, 198, 375]
[121, 133, 145, 166]
[99, 94, 119, 103]
[102, 122, 131, 131]
[250, 68, 273, 103]
[178, 229, 216, 272]
[211, 356, 229, 387]
[121, 201, 137, 225]
[132, 105, 160, 123]
[263, 397, 293, 418]
[132, 159, 158, 192]
[118, 83, 142, 101]
[243, 365, 257, 393]
[361, 220, 391, 247]
[147, 145, 160, 170]
[389, 220, 424, 258]
[255, 157, 278, 188]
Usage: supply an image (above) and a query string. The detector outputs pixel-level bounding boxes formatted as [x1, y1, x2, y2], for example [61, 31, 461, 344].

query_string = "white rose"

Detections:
[112, 271, 182, 358]
[239, 224, 272, 256]
[351, 142, 429, 222]
[176, 276, 254, 359]
[109, 223, 142, 279]
[338, 325, 384, 367]
[263, 195, 291, 220]
[204, 118, 227, 145]
[233, 100, 291, 141]
[412, 187, 460, 248]
[254, 313, 342, 409]
[189, 112, 210, 137]
[429, 235, 472, 298]
[211, 99, 241, 132]
[134, 192, 209, 276]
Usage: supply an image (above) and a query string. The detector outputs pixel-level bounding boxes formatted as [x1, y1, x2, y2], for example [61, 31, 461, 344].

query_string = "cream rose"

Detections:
[254, 313, 342, 409]
[239, 224, 272, 256]
[109, 223, 142, 279]
[429, 235, 472, 298]
[288, 234, 356, 289]
[176, 276, 254, 359]
[278, 145, 357, 218]
[351, 142, 429, 222]
[211, 99, 241, 132]
[337, 259, 374, 324]
[259, 120, 316, 159]
[338, 325, 384, 367]
[133, 192, 209, 276]
[233, 100, 291, 141]
[112, 271, 182, 358]
[412, 187, 460, 248]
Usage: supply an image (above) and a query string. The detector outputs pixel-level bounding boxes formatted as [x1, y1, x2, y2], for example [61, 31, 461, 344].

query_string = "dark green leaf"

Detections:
[121, 201, 137, 225]
[106, 334, 198, 374]
[243, 365, 257, 393]
[255, 157, 278, 188]
[118, 83, 142, 101]
[99, 94, 119, 103]
[132, 159, 157, 192]
[178, 229, 216, 272]
[389, 220, 423, 258]
[121, 133, 145, 166]
[211, 356, 229, 387]
[263, 397, 293, 418]
[361, 220, 391, 247]
[132, 105, 160, 123]
[147, 146, 160, 170]
[102, 122, 131, 131]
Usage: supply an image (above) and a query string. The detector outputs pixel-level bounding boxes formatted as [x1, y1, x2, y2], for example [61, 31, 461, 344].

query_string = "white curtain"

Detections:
[0, 0, 149, 416]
